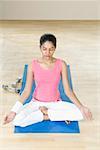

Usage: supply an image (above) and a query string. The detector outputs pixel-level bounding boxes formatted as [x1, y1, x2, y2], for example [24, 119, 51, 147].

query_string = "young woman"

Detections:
[4, 33, 92, 127]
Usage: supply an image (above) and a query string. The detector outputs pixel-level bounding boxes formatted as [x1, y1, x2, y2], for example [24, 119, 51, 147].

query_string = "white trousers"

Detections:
[13, 99, 84, 127]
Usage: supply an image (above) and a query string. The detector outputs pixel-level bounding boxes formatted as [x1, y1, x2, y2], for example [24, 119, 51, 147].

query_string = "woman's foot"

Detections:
[39, 106, 50, 120]
[43, 114, 50, 120]
[39, 106, 48, 115]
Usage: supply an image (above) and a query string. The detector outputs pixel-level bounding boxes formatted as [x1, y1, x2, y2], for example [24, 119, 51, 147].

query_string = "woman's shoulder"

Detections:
[56, 58, 70, 72]
[32, 57, 43, 63]
[57, 58, 69, 65]
[32, 57, 38, 62]
[31, 57, 41, 65]
[28, 58, 38, 72]
[28, 58, 37, 67]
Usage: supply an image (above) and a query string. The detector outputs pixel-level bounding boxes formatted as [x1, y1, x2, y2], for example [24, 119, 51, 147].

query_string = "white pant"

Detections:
[13, 99, 83, 127]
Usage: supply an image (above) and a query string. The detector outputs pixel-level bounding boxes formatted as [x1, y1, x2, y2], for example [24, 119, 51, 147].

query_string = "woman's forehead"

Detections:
[42, 41, 55, 48]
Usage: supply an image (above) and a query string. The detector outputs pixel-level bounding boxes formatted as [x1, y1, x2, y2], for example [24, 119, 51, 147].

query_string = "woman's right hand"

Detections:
[3, 111, 16, 125]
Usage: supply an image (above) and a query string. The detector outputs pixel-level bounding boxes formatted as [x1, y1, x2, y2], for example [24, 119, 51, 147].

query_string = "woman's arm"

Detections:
[61, 60, 92, 120]
[19, 63, 34, 104]
[3, 63, 34, 124]
[61, 60, 83, 108]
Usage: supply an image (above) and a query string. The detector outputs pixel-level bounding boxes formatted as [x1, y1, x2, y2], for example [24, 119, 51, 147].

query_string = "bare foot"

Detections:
[39, 106, 48, 115]
[43, 114, 50, 120]
[65, 120, 71, 124]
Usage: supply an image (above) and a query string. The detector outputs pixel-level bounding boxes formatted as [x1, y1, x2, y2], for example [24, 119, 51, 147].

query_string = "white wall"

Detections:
[0, 0, 100, 20]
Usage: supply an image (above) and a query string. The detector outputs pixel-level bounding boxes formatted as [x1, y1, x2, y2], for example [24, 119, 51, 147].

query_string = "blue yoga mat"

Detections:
[14, 64, 80, 133]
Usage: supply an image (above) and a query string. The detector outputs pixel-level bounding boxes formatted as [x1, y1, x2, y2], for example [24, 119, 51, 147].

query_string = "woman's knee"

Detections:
[12, 113, 25, 126]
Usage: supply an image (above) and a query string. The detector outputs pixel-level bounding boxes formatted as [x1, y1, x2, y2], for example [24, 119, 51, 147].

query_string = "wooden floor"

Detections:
[0, 20, 100, 150]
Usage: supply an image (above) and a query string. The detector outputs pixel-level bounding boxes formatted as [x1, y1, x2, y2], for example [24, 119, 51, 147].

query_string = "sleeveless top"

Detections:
[32, 58, 62, 102]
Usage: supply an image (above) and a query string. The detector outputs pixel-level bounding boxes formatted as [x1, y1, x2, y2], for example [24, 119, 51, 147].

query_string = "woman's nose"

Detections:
[46, 50, 50, 55]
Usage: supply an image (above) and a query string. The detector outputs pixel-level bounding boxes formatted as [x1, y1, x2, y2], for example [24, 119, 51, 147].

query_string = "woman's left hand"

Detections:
[80, 105, 93, 120]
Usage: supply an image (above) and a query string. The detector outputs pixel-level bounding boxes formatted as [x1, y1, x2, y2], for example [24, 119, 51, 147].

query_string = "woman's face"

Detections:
[40, 41, 56, 59]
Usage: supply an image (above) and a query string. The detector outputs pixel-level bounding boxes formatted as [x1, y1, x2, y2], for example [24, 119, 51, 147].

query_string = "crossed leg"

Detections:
[13, 100, 83, 127]
[46, 101, 83, 121]
[13, 101, 44, 127]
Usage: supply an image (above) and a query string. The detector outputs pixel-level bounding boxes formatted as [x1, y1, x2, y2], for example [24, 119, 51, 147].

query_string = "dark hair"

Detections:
[40, 33, 56, 48]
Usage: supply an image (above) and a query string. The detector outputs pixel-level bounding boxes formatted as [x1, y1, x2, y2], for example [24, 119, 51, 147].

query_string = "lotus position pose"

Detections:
[4, 33, 92, 127]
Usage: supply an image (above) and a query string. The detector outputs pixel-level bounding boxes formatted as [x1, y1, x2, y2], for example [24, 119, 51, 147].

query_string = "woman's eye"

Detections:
[50, 49, 54, 51]
[43, 49, 54, 51]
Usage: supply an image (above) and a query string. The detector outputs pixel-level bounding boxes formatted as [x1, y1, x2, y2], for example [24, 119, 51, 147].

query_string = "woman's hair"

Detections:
[40, 33, 56, 48]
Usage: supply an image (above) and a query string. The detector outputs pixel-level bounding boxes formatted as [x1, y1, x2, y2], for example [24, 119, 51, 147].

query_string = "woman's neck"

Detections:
[41, 56, 55, 63]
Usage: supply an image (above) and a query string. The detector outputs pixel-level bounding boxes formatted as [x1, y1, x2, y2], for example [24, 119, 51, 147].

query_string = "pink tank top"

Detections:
[32, 58, 62, 102]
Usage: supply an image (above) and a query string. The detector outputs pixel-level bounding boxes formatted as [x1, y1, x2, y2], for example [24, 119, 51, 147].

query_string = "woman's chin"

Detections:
[45, 56, 51, 59]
